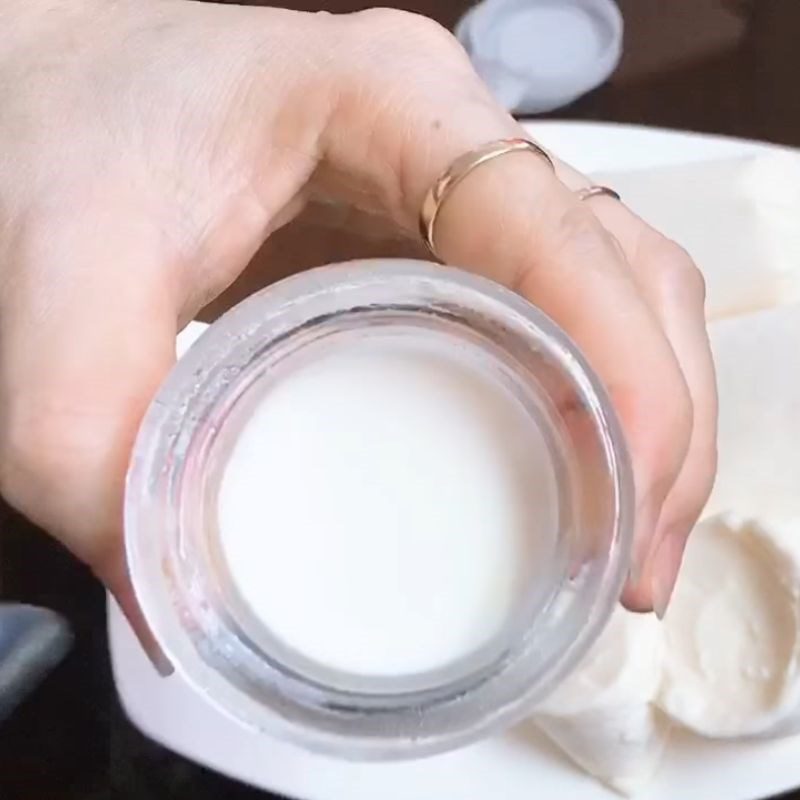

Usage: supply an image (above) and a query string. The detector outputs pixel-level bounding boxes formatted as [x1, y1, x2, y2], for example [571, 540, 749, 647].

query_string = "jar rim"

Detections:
[125, 259, 633, 759]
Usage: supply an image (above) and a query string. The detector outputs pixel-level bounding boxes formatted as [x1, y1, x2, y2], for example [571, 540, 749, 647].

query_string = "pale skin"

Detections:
[0, 0, 716, 667]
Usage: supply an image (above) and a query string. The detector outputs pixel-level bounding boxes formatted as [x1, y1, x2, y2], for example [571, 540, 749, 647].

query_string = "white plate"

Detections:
[109, 121, 800, 800]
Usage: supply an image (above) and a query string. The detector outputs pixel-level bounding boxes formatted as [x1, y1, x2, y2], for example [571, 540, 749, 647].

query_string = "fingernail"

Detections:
[651, 529, 686, 620]
[106, 571, 175, 677]
[653, 578, 673, 620]
[148, 644, 175, 678]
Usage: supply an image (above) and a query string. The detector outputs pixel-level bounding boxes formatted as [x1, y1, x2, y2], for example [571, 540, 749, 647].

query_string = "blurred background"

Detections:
[216, 0, 799, 145]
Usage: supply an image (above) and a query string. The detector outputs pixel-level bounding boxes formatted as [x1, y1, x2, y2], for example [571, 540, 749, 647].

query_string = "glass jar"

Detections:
[125, 259, 633, 760]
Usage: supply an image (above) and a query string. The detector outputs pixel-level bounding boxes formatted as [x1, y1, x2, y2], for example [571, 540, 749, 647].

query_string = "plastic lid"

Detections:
[455, 0, 623, 114]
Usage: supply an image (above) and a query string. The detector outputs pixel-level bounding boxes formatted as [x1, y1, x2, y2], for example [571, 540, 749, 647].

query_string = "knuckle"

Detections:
[650, 235, 707, 302]
[357, 9, 453, 44]
[559, 205, 614, 254]
[555, 205, 628, 276]
[347, 9, 466, 63]
[685, 258, 707, 303]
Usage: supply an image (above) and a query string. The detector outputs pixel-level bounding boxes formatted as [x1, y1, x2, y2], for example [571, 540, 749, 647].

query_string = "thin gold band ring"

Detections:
[575, 185, 621, 202]
[419, 138, 555, 258]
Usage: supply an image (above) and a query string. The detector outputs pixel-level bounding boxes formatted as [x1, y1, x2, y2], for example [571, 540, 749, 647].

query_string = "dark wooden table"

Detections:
[1, 1, 799, 798]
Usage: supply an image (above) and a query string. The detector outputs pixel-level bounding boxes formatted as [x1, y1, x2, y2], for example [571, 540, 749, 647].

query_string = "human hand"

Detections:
[0, 0, 715, 661]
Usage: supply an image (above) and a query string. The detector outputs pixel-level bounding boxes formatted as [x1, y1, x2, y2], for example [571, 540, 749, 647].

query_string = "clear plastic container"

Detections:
[125, 259, 633, 760]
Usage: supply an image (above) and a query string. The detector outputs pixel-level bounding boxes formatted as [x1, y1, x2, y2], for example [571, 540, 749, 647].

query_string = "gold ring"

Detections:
[575, 185, 620, 202]
[419, 138, 554, 259]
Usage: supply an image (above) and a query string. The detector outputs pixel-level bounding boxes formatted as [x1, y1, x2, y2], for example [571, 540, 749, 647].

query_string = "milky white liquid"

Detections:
[216, 337, 557, 677]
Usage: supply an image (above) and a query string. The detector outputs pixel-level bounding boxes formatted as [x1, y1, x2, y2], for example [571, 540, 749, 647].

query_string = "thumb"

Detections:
[0, 213, 178, 669]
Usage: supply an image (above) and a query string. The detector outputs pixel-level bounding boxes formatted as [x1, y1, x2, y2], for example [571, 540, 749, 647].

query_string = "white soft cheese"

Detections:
[703, 303, 800, 521]
[537, 302, 800, 787]
[659, 514, 800, 738]
[532, 607, 668, 795]
[658, 304, 800, 738]
[594, 152, 800, 320]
